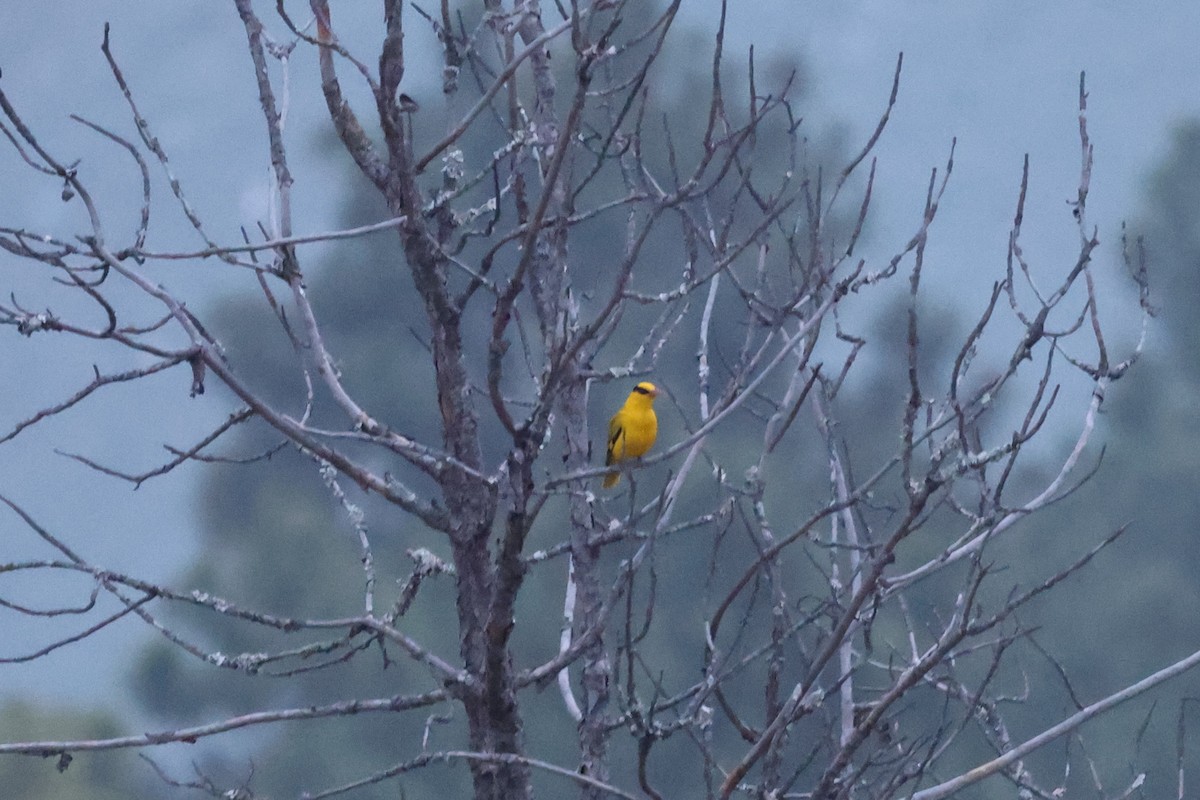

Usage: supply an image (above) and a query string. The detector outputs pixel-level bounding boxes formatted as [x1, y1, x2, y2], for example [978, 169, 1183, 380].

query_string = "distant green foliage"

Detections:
[0, 701, 143, 800]
[986, 117, 1200, 796]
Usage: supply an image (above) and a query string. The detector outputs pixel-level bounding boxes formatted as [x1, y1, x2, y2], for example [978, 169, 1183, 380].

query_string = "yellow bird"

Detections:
[603, 381, 659, 488]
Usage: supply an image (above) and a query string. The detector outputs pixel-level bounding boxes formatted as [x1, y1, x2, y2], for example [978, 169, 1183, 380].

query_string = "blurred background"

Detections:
[2, 1, 1199, 797]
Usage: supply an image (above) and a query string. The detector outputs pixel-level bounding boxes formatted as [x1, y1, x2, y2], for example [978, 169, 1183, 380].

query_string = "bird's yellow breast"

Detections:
[609, 402, 657, 461]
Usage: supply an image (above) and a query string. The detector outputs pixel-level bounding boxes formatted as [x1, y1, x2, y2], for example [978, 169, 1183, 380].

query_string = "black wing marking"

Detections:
[606, 425, 625, 466]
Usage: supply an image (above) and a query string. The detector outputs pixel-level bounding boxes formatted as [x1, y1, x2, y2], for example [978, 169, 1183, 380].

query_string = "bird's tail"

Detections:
[602, 471, 620, 488]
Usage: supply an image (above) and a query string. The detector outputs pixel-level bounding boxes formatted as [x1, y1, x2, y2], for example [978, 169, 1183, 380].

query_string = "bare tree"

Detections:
[0, 2, 1179, 799]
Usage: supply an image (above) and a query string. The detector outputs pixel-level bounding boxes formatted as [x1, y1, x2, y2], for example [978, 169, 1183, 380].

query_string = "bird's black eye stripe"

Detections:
[633, 385, 651, 395]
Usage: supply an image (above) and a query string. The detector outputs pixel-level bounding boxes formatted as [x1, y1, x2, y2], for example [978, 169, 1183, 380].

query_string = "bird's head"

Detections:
[633, 381, 659, 399]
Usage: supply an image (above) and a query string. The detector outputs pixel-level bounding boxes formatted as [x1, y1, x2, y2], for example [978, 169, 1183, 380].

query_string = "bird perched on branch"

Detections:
[603, 381, 659, 488]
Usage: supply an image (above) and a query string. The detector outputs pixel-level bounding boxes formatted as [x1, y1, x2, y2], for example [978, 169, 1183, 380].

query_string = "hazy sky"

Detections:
[0, 1, 1195, 715]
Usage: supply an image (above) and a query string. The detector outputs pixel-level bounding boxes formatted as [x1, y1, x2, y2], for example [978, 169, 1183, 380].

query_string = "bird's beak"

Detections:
[649, 386, 660, 397]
